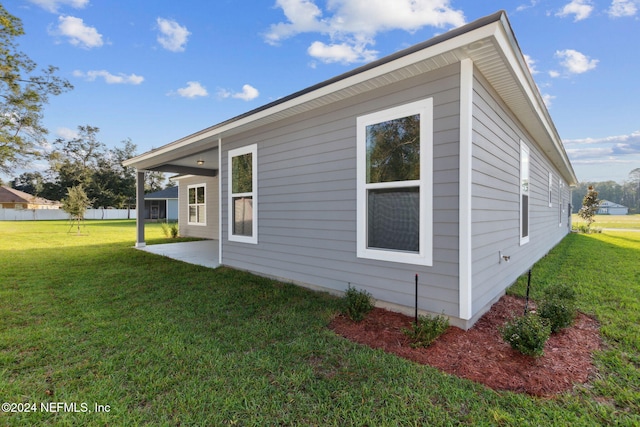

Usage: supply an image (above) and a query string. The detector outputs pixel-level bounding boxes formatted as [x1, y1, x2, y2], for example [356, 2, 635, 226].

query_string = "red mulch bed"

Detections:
[329, 294, 601, 397]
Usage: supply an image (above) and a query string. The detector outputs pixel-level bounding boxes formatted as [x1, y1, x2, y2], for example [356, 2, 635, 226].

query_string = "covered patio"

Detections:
[138, 240, 219, 269]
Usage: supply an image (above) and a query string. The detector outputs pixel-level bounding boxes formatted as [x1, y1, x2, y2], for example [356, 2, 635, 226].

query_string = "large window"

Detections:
[228, 144, 257, 244]
[357, 99, 433, 265]
[520, 141, 530, 245]
[188, 184, 206, 225]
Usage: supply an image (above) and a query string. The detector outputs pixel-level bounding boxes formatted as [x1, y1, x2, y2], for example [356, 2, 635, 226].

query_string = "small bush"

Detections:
[500, 314, 551, 358]
[160, 222, 170, 237]
[161, 222, 179, 238]
[403, 313, 449, 348]
[342, 285, 374, 322]
[538, 284, 577, 333]
[572, 224, 602, 234]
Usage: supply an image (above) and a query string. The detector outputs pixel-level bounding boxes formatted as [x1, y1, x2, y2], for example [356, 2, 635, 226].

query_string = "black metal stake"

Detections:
[524, 269, 532, 315]
[415, 274, 419, 325]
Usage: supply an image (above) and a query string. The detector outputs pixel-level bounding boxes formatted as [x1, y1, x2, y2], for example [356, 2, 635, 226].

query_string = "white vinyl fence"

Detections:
[0, 208, 136, 221]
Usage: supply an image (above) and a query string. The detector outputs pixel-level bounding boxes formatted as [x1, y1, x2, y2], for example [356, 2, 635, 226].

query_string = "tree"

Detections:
[47, 125, 103, 201]
[10, 171, 45, 195]
[0, 4, 73, 174]
[628, 168, 640, 214]
[91, 138, 137, 208]
[578, 185, 600, 231]
[62, 185, 90, 234]
[45, 129, 142, 207]
[144, 171, 167, 193]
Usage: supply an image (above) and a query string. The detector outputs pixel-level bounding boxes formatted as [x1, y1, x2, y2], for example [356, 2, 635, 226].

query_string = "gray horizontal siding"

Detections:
[221, 63, 461, 318]
[471, 70, 570, 314]
[177, 175, 219, 240]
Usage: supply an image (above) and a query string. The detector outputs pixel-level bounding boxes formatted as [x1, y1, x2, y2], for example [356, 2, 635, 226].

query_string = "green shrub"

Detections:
[572, 224, 602, 234]
[403, 313, 449, 348]
[170, 223, 179, 238]
[538, 284, 577, 333]
[342, 285, 374, 322]
[500, 314, 551, 358]
[160, 221, 170, 237]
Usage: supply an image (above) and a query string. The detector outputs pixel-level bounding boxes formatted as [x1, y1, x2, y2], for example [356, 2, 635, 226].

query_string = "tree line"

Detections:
[571, 168, 640, 214]
[7, 126, 170, 208]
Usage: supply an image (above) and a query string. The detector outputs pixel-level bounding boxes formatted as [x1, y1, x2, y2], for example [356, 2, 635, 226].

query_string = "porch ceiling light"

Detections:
[196, 159, 205, 166]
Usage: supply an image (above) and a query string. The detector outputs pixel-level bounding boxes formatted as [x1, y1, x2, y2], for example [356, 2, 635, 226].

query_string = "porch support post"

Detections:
[135, 170, 146, 248]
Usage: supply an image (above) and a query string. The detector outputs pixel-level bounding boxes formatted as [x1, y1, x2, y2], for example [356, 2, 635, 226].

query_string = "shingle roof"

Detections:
[144, 186, 178, 200]
[0, 186, 61, 206]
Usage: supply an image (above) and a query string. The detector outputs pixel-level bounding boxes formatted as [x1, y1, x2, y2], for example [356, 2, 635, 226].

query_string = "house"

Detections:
[124, 11, 577, 329]
[143, 187, 179, 221]
[597, 200, 628, 215]
[0, 186, 61, 209]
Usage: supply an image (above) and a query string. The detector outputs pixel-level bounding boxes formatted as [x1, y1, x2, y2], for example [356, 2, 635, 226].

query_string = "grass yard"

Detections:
[0, 220, 638, 426]
[572, 213, 640, 230]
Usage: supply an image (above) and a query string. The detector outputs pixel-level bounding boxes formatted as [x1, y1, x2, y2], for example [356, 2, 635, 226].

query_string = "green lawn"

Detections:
[572, 213, 640, 230]
[1, 220, 638, 426]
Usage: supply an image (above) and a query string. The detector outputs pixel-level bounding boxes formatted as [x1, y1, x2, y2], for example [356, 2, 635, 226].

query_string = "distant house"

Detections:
[143, 187, 179, 221]
[0, 186, 61, 209]
[598, 200, 628, 215]
[124, 11, 577, 329]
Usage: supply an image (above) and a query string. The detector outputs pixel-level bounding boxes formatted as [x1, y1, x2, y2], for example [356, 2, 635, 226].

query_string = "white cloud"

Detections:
[27, 0, 88, 13]
[53, 15, 103, 49]
[523, 54, 539, 75]
[516, 1, 539, 12]
[542, 93, 556, 108]
[73, 70, 144, 85]
[218, 84, 260, 101]
[55, 127, 79, 139]
[265, 0, 465, 64]
[170, 81, 208, 98]
[549, 70, 561, 78]
[156, 18, 190, 52]
[555, 49, 598, 74]
[556, 0, 594, 21]
[608, 0, 638, 17]
[565, 130, 640, 162]
[308, 41, 378, 64]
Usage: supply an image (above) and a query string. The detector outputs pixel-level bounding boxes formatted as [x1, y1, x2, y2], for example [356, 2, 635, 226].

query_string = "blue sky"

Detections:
[5, 0, 640, 184]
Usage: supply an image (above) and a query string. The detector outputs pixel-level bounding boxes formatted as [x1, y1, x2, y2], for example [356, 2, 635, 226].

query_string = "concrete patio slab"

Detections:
[138, 240, 219, 269]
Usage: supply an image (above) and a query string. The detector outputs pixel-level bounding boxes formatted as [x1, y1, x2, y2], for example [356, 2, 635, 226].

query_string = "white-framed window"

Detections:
[228, 144, 257, 244]
[520, 141, 530, 245]
[188, 184, 206, 225]
[356, 98, 433, 266]
[548, 171, 553, 208]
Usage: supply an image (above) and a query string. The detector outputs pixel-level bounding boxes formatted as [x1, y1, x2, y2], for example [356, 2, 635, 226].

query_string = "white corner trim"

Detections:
[218, 136, 223, 264]
[459, 58, 474, 320]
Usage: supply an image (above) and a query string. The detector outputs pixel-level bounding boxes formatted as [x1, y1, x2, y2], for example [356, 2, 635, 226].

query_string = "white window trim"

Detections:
[187, 183, 206, 226]
[228, 144, 258, 244]
[520, 141, 530, 245]
[356, 98, 433, 266]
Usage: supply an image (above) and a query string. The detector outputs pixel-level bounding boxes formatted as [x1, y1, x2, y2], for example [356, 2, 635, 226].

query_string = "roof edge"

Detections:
[124, 11, 506, 167]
